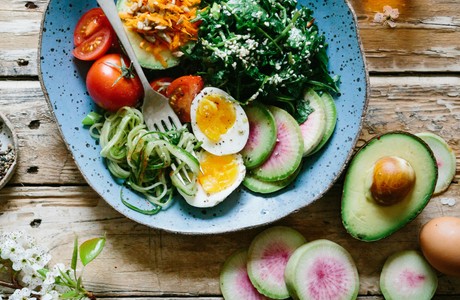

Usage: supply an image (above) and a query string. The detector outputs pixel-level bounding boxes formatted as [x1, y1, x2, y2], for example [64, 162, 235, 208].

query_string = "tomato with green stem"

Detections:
[86, 53, 143, 112]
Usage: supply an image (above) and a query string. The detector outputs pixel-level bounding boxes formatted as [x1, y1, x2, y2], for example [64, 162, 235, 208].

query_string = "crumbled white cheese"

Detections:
[287, 27, 305, 48]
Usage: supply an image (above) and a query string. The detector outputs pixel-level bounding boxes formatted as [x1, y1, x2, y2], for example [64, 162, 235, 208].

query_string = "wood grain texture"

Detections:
[0, 0, 460, 76]
[1, 0, 460, 298]
[0, 185, 459, 297]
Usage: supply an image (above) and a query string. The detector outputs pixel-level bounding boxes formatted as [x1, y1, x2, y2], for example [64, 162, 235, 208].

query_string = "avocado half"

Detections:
[341, 131, 438, 242]
[116, 0, 181, 69]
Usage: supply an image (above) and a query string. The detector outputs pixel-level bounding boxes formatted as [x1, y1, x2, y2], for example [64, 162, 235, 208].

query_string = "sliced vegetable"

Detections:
[73, 8, 109, 46]
[284, 239, 359, 300]
[72, 27, 114, 61]
[250, 106, 303, 182]
[243, 164, 301, 194]
[220, 249, 271, 300]
[298, 89, 327, 156]
[82, 111, 103, 126]
[380, 250, 438, 300]
[166, 75, 204, 123]
[86, 53, 143, 112]
[240, 102, 277, 169]
[91, 107, 201, 214]
[309, 91, 338, 155]
[247, 226, 306, 299]
[117, 0, 200, 69]
[415, 132, 456, 194]
[150, 77, 173, 96]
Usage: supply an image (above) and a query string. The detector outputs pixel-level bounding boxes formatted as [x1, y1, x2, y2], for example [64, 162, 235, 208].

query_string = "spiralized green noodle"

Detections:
[88, 107, 200, 215]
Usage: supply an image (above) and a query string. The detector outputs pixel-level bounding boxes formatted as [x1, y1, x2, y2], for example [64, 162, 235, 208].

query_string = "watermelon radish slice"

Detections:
[243, 163, 302, 194]
[380, 250, 438, 300]
[309, 92, 338, 155]
[220, 248, 272, 300]
[284, 239, 359, 300]
[299, 89, 327, 157]
[241, 102, 277, 169]
[247, 226, 306, 299]
[415, 132, 456, 194]
[250, 106, 304, 182]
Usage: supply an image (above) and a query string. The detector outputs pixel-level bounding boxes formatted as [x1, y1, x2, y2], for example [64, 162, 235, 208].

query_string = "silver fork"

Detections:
[96, 0, 182, 132]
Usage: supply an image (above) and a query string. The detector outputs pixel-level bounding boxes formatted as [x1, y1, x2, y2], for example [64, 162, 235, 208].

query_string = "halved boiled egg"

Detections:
[179, 150, 246, 208]
[190, 87, 250, 156]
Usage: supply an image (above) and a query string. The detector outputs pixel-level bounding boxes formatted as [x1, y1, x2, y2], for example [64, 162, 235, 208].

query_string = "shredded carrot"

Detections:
[120, 0, 201, 64]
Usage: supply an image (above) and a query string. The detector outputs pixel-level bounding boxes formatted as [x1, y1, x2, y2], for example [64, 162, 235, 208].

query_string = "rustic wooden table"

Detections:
[1, 0, 459, 299]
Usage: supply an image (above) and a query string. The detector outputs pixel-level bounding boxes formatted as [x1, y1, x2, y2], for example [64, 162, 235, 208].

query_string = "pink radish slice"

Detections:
[247, 226, 306, 299]
[285, 239, 359, 300]
[415, 132, 456, 194]
[250, 106, 304, 182]
[299, 89, 327, 156]
[220, 249, 271, 300]
[380, 250, 437, 300]
[241, 103, 277, 169]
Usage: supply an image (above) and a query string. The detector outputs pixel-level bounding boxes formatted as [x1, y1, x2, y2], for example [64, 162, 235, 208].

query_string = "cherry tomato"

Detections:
[86, 53, 143, 112]
[166, 75, 204, 123]
[73, 8, 109, 46]
[72, 27, 113, 61]
[150, 77, 173, 96]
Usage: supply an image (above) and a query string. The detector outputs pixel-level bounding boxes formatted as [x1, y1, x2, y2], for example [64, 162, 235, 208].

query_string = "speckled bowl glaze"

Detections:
[39, 0, 369, 234]
[0, 112, 18, 190]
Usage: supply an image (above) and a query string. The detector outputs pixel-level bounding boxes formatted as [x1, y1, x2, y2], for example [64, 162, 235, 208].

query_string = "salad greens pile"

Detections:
[185, 0, 339, 122]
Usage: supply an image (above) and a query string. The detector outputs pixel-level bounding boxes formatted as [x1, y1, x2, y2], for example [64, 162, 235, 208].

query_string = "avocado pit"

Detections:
[370, 156, 416, 206]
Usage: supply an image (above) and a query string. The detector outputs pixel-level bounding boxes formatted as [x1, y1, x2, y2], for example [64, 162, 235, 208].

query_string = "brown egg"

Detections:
[419, 216, 460, 277]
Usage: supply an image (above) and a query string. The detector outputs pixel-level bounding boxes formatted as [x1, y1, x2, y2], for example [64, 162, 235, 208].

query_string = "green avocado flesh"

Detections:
[341, 132, 438, 242]
[116, 0, 180, 69]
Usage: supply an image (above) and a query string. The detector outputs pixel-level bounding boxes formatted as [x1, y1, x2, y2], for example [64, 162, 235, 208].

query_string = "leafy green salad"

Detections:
[185, 0, 339, 122]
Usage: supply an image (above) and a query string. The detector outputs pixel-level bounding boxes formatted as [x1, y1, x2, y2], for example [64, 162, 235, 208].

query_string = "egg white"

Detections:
[179, 151, 246, 208]
[190, 87, 250, 156]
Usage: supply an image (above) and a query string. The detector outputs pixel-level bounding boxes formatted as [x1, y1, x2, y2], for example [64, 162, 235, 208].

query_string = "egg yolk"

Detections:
[196, 94, 236, 142]
[198, 153, 239, 194]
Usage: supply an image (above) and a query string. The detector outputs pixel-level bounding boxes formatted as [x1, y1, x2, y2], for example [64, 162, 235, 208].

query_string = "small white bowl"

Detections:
[0, 112, 18, 189]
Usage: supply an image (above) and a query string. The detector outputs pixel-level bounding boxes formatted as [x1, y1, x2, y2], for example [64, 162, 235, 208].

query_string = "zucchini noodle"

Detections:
[88, 106, 201, 215]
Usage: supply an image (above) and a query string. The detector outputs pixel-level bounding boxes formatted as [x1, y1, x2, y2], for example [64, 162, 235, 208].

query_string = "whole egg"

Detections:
[419, 216, 460, 277]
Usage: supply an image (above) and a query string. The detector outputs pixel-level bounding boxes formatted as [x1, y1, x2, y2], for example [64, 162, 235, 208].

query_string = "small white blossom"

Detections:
[9, 288, 36, 300]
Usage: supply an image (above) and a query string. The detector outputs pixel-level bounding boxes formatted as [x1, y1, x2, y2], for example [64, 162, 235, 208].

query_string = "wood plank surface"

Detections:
[1, 0, 460, 76]
[1, 0, 460, 298]
[0, 184, 459, 297]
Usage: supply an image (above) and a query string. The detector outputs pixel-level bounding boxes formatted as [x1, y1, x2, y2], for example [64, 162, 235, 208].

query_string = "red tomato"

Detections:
[72, 27, 113, 61]
[73, 8, 109, 46]
[86, 54, 143, 112]
[166, 75, 204, 123]
[150, 77, 173, 96]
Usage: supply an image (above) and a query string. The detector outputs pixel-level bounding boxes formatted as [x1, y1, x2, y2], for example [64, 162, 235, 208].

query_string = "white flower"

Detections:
[21, 272, 43, 290]
[1, 239, 18, 260]
[8, 288, 36, 300]
[40, 291, 59, 300]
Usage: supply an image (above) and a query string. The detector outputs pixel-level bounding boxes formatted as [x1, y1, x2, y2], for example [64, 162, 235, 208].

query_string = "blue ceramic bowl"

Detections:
[39, 0, 368, 234]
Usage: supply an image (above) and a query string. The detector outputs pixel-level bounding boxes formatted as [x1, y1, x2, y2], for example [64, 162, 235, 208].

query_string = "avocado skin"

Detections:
[341, 131, 438, 242]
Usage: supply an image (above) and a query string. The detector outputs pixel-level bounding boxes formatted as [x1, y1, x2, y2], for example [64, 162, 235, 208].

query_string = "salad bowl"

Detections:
[39, 0, 369, 234]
